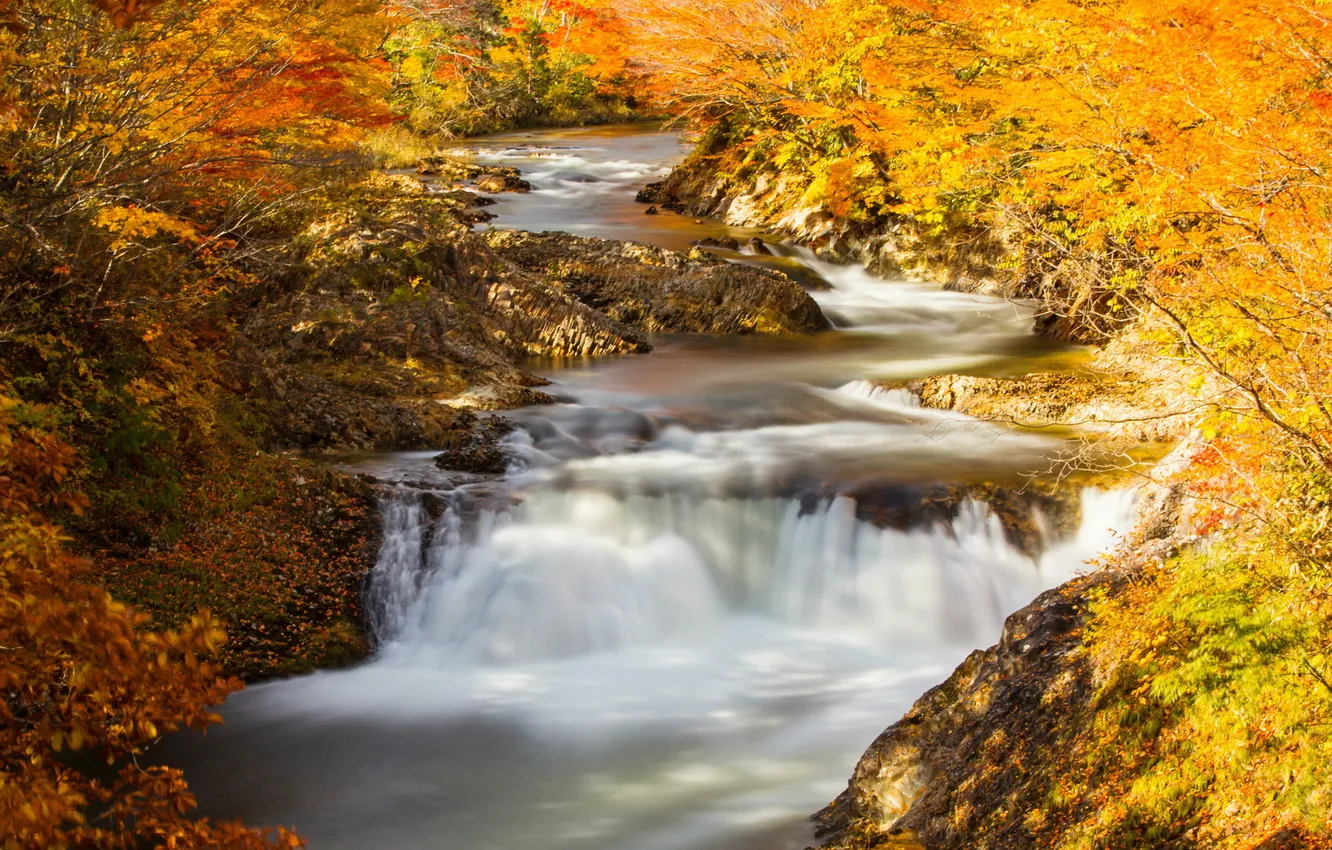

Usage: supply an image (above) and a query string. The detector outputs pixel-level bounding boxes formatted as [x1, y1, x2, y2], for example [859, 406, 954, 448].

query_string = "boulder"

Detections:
[475, 170, 531, 193]
[433, 418, 514, 475]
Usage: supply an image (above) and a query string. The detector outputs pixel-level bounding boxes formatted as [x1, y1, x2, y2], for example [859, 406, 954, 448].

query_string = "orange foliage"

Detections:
[636, 0, 1332, 537]
[0, 398, 299, 847]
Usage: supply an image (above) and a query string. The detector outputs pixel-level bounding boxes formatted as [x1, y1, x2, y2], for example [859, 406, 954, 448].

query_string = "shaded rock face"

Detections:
[483, 230, 829, 336]
[850, 482, 1083, 561]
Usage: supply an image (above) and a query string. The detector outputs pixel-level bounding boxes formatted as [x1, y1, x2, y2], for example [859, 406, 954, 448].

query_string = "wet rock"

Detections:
[813, 576, 1110, 850]
[644, 206, 659, 215]
[416, 156, 531, 193]
[850, 482, 1082, 560]
[694, 236, 742, 251]
[747, 236, 772, 255]
[433, 418, 514, 475]
[483, 230, 828, 335]
[635, 180, 668, 204]
[455, 207, 495, 225]
[748, 254, 833, 291]
[475, 170, 531, 194]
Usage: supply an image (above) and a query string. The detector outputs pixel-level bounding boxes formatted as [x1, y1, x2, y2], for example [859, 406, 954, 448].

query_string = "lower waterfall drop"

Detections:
[369, 486, 1137, 667]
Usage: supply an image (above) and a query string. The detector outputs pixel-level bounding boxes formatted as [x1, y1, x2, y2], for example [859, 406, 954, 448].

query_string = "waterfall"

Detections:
[835, 379, 922, 410]
[165, 127, 1155, 850]
[367, 486, 1137, 666]
[364, 493, 425, 645]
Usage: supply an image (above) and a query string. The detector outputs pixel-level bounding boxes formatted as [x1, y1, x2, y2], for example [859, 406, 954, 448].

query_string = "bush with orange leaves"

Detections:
[0, 396, 300, 847]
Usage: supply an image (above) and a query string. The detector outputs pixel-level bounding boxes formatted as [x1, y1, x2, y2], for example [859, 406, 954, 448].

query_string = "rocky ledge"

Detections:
[483, 229, 829, 336]
[232, 174, 827, 454]
[813, 573, 1117, 850]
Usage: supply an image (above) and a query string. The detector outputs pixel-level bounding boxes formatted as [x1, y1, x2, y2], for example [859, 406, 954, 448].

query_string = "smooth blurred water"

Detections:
[161, 126, 1136, 849]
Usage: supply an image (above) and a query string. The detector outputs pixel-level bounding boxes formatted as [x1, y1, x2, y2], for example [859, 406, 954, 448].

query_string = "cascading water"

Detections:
[162, 125, 1141, 850]
[370, 486, 1129, 667]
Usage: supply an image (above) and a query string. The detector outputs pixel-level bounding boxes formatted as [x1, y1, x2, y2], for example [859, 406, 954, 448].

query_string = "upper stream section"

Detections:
[451, 124, 769, 252]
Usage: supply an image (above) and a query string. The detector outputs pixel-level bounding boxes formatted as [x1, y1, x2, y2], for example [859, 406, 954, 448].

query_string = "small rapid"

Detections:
[162, 126, 1139, 850]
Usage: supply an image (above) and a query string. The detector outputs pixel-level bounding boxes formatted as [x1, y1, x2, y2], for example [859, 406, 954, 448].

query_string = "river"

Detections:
[160, 125, 1136, 849]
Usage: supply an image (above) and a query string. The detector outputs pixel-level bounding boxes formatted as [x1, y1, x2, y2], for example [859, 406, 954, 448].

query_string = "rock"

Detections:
[444, 384, 557, 411]
[456, 207, 495, 226]
[638, 180, 687, 212]
[850, 482, 1082, 560]
[233, 178, 664, 451]
[747, 236, 772, 255]
[475, 171, 531, 193]
[482, 230, 829, 336]
[433, 418, 513, 475]
[416, 157, 531, 193]
[635, 181, 668, 204]
[908, 346, 1196, 446]
[694, 236, 742, 251]
[813, 576, 1111, 850]
[748, 254, 833, 291]
[644, 206, 659, 215]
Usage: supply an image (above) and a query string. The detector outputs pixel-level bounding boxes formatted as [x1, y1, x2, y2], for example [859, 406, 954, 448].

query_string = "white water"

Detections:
[372, 487, 1133, 667]
[165, 126, 1139, 850]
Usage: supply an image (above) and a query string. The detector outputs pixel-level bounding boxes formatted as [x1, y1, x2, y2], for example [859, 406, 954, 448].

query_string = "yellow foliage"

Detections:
[94, 206, 199, 252]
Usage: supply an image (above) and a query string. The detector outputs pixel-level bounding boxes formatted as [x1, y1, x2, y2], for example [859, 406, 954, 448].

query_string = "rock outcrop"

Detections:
[483, 230, 829, 336]
[233, 172, 827, 453]
[812, 573, 1117, 850]
[905, 335, 1202, 461]
[641, 151, 1126, 344]
[416, 156, 532, 192]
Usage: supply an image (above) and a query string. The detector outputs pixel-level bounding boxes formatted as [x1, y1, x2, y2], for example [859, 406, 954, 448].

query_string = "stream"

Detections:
[162, 125, 1137, 849]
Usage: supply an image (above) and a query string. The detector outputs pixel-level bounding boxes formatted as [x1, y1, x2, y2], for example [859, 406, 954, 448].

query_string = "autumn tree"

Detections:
[0, 0, 399, 843]
[0, 0, 393, 339]
[382, 0, 642, 137]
